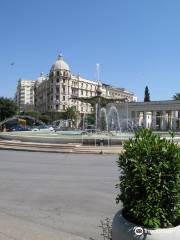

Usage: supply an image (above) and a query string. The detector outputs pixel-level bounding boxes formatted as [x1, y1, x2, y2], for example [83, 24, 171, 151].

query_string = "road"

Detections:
[0, 150, 122, 239]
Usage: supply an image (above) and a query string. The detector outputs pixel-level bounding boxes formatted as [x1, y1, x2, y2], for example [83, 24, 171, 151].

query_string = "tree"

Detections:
[63, 106, 79, 128]
[144, 86, 150, 102]
[39, 114, 50, 124]
[86, 113, 95, 125]
[173, 93, 180, 100]
[0, 97, 17, 121]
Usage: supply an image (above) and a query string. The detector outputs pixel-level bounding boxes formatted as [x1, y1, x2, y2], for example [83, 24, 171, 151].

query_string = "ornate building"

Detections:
[34, 54, 136, 114]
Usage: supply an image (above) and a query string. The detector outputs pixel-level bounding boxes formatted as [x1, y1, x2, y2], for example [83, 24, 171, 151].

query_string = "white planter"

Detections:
[112, 210, 180, 240]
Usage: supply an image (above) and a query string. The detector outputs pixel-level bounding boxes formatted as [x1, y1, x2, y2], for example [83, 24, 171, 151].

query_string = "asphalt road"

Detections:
[0, 150, 122, 239]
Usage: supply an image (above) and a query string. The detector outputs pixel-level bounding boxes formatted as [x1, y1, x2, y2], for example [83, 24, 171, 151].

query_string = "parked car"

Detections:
[11, 126, 30, 131]
[31, 125, 54, 132]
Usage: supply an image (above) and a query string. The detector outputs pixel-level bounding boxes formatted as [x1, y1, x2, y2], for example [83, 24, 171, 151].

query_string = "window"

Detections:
[57, 71, 60, 76]
[81, 83, 83, 88]
[56, 95, 59, 100]
[56, 105, 59, 110]
[56, 78, 59, 83]
[63, 96, 65, 101]
[81, 90, 83, 95]
[63, 105, 65, 110]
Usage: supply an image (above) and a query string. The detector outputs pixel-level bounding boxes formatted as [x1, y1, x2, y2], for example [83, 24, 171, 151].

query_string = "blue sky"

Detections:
[0, 0, 179, 101]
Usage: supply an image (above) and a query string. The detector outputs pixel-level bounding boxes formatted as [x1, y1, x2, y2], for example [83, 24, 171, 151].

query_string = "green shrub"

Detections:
[116, 129, 180, 229]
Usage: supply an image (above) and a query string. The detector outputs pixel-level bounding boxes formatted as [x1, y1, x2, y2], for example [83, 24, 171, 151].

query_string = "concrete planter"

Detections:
[112, 210, 180, 240]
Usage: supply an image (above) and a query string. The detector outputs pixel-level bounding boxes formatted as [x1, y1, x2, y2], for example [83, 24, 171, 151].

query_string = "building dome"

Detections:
[51, 54, 70, 71]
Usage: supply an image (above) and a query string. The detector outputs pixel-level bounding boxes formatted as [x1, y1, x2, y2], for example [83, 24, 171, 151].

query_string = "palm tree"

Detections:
[173, 93, 180, 100]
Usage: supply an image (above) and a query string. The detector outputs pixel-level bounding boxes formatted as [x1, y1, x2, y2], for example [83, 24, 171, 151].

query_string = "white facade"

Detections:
[16, 79, 35, 112]
[34, 54, 136, 114]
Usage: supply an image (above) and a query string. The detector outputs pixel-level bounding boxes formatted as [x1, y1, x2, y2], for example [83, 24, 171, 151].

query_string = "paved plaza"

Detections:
[0, 150, 121, 239]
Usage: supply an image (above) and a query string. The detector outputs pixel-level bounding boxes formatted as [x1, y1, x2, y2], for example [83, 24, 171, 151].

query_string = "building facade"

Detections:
[34, 54, 136, 114]
[15, 79, 35, 112]
[106, 100, 180, 131]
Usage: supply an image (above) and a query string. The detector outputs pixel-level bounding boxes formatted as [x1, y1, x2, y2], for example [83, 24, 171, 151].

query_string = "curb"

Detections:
[0, 140, 122, 154]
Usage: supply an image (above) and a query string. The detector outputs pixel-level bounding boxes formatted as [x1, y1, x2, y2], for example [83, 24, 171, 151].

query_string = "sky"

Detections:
[0, 0, 180, 101]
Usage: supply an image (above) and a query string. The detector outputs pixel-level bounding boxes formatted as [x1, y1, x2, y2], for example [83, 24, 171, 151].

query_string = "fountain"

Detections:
[71, 83, 127, 131]
[0, 73, 144, 146]
[107, 105, 121, 132]
[100, 108, 108, 131]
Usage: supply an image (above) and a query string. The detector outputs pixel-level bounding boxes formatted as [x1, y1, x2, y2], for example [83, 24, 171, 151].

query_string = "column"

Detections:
[161, 111, 167, 131]
[147, 112, 152, 129]
[139, 112, 143, 127]
[178, 111, 180, 130]
[170, 111, 177, 130]
[144, 111, 147, 128]
[167, 111, 171, 130]
[135, 111, 139, 126]
[151, 111, 157, 130]
[126, 101, 129, 129]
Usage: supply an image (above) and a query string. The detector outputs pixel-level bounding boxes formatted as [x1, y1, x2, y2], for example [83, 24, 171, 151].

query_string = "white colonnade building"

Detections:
[106, 100, 180, 131]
